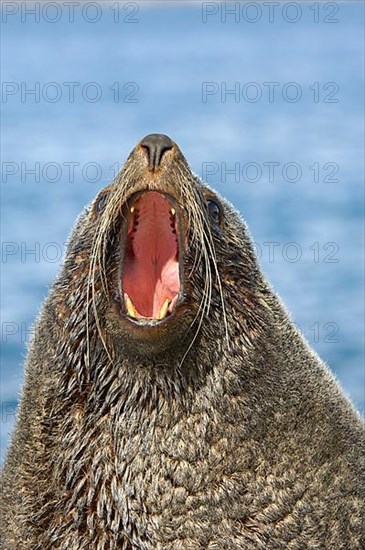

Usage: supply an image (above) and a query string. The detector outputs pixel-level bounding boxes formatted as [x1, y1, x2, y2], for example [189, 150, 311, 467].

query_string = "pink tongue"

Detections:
[123, 192, 179, 318]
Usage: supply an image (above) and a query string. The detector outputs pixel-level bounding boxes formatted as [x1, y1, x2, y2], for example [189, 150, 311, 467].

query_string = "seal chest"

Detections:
[1, 134, 364, 549]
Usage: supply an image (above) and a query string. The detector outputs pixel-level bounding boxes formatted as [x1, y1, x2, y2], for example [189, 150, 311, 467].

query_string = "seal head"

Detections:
[68, 133, 262, 364]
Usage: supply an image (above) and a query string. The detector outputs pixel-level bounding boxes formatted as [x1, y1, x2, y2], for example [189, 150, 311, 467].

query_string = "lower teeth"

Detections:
[124, 294, 172, 320]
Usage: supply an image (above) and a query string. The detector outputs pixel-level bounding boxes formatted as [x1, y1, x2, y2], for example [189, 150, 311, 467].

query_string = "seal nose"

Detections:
[140, 134, 174, 170]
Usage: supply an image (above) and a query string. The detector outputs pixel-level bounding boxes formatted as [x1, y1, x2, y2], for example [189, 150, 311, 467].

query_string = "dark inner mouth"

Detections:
[123, 191, 180, 320]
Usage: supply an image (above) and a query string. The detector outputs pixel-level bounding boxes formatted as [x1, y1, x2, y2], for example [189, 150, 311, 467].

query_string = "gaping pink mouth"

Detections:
[122, 191, 180, 321]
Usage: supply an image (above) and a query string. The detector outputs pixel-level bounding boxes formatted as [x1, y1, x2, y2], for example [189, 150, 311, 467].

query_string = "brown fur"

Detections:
[1, 137, 364, 549]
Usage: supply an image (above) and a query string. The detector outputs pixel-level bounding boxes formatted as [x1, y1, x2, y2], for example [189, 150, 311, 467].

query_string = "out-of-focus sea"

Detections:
[1, 1, 364, 462]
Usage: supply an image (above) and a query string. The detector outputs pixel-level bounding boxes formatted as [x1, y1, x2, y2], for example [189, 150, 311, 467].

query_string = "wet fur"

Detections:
[1, 139, 364, 549]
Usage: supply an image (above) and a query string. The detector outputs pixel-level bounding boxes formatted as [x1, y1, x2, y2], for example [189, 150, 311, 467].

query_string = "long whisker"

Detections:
[177, 176, 227, 367]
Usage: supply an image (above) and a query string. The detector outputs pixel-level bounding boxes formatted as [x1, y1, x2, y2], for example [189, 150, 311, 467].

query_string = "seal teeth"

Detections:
[157, 298, 170, 320]
[124, 294, 172, 321]
[169, 295, 179, 312]
[124, 293, 139, 319]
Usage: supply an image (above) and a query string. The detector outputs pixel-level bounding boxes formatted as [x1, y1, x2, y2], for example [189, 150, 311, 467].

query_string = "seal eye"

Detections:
[95, 193, 108, 215]
[207, 199, 222, 225]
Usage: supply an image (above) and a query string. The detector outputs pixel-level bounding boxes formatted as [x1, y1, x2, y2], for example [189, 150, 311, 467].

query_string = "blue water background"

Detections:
[1, 1, 364, 462]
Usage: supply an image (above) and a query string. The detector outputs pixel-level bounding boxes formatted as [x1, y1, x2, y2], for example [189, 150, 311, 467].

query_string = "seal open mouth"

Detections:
[122, 191, 181, 322]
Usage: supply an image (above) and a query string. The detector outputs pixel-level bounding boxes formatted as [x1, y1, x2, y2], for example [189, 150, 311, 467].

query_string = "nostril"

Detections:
[140, 134, 174, 170]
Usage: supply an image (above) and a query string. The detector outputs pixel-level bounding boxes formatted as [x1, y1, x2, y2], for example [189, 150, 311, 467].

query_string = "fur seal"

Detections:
[1, 134, 364, 549]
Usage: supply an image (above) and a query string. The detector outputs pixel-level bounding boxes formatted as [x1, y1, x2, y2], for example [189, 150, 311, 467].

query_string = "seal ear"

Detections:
[93, 190, 109, 217]
[206, 198, 222, 226]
